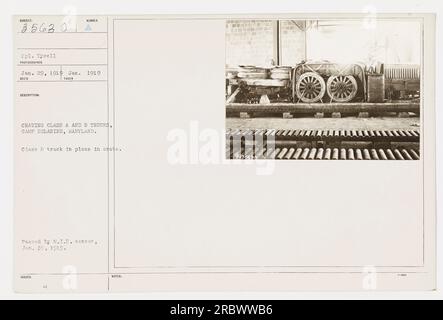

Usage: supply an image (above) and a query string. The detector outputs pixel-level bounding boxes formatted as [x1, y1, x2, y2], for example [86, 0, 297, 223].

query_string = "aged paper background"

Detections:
[13, 13, 436, 292]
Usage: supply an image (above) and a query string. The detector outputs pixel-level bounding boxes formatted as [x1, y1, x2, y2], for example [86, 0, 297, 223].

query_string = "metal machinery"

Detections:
[226, 62, 420, 104]
[292, 62, 366, 103]
[226, 65, 292, 104]
[225, 62, 421, 160]
[384, 64, 420, 100]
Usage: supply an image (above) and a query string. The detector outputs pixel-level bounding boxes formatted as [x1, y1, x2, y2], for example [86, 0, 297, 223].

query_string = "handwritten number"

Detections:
[21, 22, 57, 33]
[39, 23, 46, 33]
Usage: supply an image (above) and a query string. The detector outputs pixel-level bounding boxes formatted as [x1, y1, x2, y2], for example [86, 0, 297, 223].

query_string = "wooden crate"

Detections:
[367, 74, 385, 103]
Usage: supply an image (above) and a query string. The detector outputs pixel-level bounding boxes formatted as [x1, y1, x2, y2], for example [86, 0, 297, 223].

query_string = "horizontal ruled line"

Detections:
[17, 47, 107, 50]
[18, 32, 108, 34]
[17, 80, 107, 83]
[17, 64, 108, 66]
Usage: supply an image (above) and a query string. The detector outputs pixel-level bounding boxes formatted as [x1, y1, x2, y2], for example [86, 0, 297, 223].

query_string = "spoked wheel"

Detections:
[295, 72, 326, 103]
[326, 75, 358, 102]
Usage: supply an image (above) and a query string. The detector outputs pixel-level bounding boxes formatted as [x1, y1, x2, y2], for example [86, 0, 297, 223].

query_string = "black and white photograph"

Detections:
[3, 1, 439, 299]
[225, 19, 421, 160]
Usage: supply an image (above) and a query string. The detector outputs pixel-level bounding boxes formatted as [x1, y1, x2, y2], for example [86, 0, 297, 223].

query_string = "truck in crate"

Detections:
[226, 61, 420, 105]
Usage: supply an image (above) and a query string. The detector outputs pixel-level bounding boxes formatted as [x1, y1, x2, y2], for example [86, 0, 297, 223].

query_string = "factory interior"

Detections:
[225, 19, 421, 160]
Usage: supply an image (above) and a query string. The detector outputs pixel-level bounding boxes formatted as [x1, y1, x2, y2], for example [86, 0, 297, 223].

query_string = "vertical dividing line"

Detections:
[273, 20, 280, 65]
[113, 19, 116, 270]
[277, 20, 281, 65]
[421, 17, 425, 267]
[304, 21, 307, 61]
[106, 16, 110, 291]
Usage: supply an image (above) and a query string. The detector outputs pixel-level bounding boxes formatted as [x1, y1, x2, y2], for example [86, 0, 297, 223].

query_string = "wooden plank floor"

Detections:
[226, 117, 420, 131]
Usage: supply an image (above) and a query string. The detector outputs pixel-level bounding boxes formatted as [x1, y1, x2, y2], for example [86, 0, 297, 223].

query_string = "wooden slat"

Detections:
[226, 102, 420, 113]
